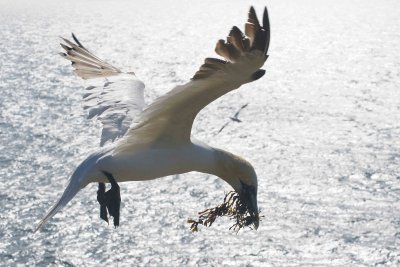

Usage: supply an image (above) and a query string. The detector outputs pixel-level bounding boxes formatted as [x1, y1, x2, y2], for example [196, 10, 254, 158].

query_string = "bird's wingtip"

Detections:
[71, 33, 84, 48]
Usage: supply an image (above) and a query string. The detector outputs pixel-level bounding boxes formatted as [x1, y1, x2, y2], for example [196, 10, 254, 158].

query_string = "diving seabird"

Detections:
[35, 6, 270, 232]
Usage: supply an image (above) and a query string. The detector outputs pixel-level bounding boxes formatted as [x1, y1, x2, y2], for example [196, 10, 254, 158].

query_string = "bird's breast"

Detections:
[93, 143, 216, 183]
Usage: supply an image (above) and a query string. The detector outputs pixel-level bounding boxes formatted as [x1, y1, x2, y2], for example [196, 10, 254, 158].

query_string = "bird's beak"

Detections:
[240, 183, 259, 230]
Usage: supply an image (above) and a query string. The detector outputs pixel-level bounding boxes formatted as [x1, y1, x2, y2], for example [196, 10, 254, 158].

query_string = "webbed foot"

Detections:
[97, 182, 108, 224]
[97, 171, 121, 228]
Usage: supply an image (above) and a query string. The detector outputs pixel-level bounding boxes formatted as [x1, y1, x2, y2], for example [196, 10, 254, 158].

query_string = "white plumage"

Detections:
[83, 76, 145, 146]
[35, 6, 270, 232]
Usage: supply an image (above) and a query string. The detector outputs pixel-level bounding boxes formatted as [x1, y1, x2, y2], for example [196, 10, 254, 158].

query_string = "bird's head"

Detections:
[215, 149, 259, 229]
[228, 171, 259, 230]
[237, 179, 259, 230]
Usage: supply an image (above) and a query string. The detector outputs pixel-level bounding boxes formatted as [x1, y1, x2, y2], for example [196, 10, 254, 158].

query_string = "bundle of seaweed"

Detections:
[188, 191, 259, 233]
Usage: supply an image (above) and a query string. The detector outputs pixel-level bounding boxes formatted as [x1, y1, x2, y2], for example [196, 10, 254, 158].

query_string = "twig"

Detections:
[188, 191, 258, 233]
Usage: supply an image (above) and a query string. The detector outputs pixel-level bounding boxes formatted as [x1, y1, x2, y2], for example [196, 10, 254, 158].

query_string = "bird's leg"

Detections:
[102, 171, 121, 228]
[97, 182, 109, 224]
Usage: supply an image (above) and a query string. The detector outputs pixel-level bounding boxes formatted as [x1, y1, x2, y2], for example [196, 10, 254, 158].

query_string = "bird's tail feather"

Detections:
[34, 172, 83, 233]
[34, 148, 108, 233]
[33, 153, 99, 233]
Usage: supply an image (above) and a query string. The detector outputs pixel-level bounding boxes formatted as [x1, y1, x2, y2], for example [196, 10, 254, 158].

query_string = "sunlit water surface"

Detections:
[1, 0, 400, 266]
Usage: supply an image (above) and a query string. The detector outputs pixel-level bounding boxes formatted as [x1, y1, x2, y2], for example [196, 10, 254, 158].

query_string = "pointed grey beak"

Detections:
[240, 182, 259, 230]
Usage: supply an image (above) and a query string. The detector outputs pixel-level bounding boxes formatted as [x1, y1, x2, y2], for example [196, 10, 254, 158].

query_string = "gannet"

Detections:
[35, 6, 270, 232]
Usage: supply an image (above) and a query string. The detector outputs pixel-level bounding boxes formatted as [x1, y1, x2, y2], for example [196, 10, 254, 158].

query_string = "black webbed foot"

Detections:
[102, 171, 121, 228]
[97, 182, 108, 224]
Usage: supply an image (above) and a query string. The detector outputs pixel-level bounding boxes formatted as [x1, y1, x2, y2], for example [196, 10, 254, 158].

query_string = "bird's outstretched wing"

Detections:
[115, 6, 269, 153]
[60, 34, 146, 146]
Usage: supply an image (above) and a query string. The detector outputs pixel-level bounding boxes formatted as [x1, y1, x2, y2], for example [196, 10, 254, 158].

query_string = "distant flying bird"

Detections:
[217, 103, 249, 134]
[35, 6, 270, 232]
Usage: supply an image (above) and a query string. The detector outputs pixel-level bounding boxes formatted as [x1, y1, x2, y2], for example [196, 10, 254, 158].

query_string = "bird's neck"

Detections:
[211, 147, 255, 191]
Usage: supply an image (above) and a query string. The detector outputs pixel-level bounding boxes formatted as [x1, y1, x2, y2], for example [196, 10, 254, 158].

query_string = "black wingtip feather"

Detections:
[253, 29, 267, 52]
[263, 7, 270, 54]
[229, 26, 246, 52]
[72, 33, 84, 48]
[231, 26, 245, 41]
[263, 7, 270, 28]
[252, 69, 266, 81]
[249, 6, 256, 17]
[60, 43, 71, 52]
[248, 6, 259, 26]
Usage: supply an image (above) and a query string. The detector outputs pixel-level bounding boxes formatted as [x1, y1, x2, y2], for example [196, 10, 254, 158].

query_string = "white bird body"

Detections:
[35, 6, 270, 232]
[85, 141, 218, 185]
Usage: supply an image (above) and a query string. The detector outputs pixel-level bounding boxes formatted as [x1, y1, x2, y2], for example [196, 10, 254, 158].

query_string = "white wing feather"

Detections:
[83, 76, 145, 146]
[60, 35, 146, 146]
[114, 7, 270, 154]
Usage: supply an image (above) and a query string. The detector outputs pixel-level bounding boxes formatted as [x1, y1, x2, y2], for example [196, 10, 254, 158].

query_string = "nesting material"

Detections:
[188, 191, 259, 233]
